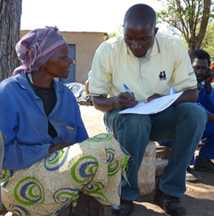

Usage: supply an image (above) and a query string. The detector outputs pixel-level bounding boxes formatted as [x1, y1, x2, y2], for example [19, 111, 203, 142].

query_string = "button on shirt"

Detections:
[0, 74, 88, 170]
[89, 33, 197, 101]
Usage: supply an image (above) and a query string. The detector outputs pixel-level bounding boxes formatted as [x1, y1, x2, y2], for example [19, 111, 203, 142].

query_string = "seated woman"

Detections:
[0, 27, 126, 216]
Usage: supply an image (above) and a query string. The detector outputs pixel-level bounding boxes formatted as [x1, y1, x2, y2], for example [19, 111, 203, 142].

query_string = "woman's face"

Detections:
[45, 44, 74, 78]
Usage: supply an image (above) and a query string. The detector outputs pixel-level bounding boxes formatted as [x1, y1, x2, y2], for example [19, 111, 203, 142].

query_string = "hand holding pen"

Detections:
[123, 84, 134, 96]
[113, 84, 137, 109]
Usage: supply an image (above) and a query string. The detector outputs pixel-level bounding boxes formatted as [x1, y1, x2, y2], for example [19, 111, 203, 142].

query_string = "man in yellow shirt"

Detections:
[89, 4, 207, 216]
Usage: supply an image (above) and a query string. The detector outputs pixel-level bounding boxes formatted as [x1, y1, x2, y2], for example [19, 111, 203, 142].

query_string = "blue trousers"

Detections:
[199, 122, 214, 159]
[104, 103, 207, 200]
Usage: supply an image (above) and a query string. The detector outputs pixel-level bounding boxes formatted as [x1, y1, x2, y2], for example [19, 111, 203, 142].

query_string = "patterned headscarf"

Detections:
[13, 27, 66, 74]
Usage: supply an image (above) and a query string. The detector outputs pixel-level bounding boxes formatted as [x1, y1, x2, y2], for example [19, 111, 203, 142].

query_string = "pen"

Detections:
[123, 84, 134, 96]
[123, 84, 132, 93]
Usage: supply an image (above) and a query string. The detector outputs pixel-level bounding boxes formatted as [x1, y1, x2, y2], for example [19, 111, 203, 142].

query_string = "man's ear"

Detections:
[154, 27, 159, 35]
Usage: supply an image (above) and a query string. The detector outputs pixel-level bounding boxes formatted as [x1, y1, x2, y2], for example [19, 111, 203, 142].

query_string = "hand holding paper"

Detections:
[119, 91, 183, 115]
[147, 93, 164, 102]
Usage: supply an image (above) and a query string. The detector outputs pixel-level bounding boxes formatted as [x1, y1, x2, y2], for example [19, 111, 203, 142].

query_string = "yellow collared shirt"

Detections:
[89, 33, 197, 101]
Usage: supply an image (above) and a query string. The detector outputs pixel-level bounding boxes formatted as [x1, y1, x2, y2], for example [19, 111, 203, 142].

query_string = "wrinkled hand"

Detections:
[48, 143, 69, 154]
[113, 92, 137, 109]
[147, 93, 163, 102]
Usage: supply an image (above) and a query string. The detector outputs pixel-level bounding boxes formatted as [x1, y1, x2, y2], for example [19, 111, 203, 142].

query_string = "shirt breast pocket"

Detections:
[156, 70, 171, 94]
[63, 125, 77, 144]
[54, 122, 77, 145]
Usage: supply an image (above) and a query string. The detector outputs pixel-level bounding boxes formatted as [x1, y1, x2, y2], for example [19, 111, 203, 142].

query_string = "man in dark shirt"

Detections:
[191, 49, 214, 173]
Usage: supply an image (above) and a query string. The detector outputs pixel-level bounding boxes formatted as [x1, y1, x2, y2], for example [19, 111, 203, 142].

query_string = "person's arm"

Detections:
[173, 88, 198, 105]
[0, 88, 52, 170]
[170, 39, 198, 100]
[92, 92, 137, 112]
[198, 86, 214, 122]
[73, 92, 89, 141]
[50, 90, 88, 153]
[88, 41, 138, 112]
[48, 143, 65, 154]
[146, 88, 198, 104]
[207, 112, 214, 122]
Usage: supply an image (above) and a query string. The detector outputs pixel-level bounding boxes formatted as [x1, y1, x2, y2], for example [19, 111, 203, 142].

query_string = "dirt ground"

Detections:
[80, 105, 214, 216]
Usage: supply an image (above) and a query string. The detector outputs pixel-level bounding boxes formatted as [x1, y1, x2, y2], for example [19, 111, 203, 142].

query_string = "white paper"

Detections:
[119, 92, 183, 115]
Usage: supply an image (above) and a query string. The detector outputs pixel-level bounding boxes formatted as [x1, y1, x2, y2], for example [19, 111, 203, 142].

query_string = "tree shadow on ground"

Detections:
[131, 194, 214, 216]
[195, 172, 214, 187]
[182, 194, 214, 216]
[104, 202, 165, 216]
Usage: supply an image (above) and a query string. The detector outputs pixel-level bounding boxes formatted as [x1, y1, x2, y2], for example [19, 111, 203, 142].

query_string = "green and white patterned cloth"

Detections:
[0, 133, 128, 216]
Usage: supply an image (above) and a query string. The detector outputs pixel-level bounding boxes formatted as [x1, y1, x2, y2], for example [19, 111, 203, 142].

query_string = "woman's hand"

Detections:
[48, 144, 62, 154]
[48, 143, 70, 154]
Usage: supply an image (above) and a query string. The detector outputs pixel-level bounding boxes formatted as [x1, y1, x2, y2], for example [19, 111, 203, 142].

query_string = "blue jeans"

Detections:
[104, 103, 207, 200]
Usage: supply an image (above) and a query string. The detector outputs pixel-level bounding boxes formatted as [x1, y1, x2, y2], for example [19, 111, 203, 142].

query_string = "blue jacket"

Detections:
[198, 84, 214, 114]
[0, 74, 88, 170]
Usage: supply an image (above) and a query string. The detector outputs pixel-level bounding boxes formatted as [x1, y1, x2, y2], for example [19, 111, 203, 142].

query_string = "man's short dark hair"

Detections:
[124, 4, 156, 27]
[190, 49, 211, 66]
